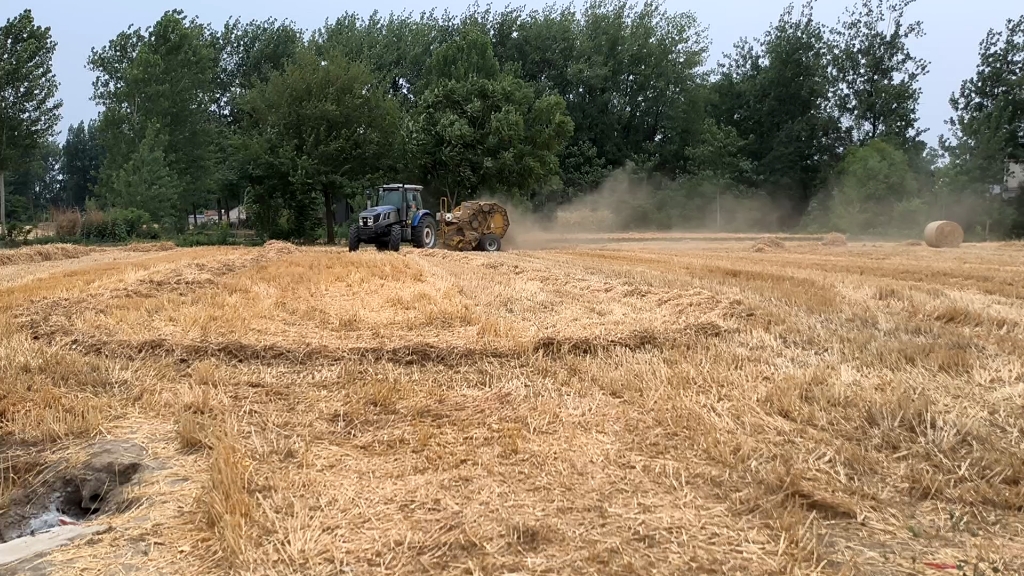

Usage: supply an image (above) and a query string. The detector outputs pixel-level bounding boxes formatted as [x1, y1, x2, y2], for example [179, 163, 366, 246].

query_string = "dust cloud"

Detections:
[479, 167, 786, 250]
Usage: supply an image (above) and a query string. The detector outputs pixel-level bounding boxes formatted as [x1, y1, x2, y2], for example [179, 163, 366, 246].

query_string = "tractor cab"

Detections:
[350, 184, 437, 252]
[367, 185, 424, 223]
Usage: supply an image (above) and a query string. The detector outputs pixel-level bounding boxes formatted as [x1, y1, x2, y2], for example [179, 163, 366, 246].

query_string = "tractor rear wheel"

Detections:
[388, 225, 402, 252]
[412, 216, 437, 249]
[478, 234, 502, 252]
[348, 225, 361, 252]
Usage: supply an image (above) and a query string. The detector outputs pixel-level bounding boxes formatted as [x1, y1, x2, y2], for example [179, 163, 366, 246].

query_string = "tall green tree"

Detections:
[487, 0, 709, 179]
[89, 10, 222, 227]
[241, 48, 402, 242]
[941, 15, 1024, 236]
[712, 1, 845, 227]
[6, 140, 63, 222]
[0, 9, 62, 235]
[831, 0, 929, 148]
[102, 128, 180, 224]
[416, 26, 574, 206]
[61, 120, 103, 208]
[217, 18, 305, 220]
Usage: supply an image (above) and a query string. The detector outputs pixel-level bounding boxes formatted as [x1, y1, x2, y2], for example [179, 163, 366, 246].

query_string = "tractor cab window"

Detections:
[409, 192, 423, 212]
[376, 189, 404, 209]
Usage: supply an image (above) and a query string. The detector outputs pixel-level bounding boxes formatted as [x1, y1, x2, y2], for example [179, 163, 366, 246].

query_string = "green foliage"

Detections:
[99, 128, 180, 225]
[939, 15, 1024, 237]
[416, 26, 574, 206]
[239, 47, 401, 242]
[62, 120, 103, 208]
[712, 2, 844, 227]
[81, 210, 128, 242]
[89, 10, 222, 228]
[829, 140, 919, 233]
[23, 0, 1016, 239]
[0, 9, 62, 234]
[5, 139, 63, 219]
[0, 9, 62, 173]
[831, 0, 929, 147]
[174, 222, 236, 247]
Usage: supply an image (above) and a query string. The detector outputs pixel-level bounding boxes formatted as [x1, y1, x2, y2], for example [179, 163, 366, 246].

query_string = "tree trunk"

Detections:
[0, 172, 5, 238]
[217, 197, 223, 223]
[323, 190, 335, 244]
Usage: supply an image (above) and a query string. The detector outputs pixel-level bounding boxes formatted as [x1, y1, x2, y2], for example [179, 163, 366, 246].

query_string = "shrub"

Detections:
[52, 208, 83, 238]
[81, 210, 129, 242]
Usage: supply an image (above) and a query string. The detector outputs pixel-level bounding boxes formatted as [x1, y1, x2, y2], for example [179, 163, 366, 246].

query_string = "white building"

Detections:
[1007, 161, 1022, 197]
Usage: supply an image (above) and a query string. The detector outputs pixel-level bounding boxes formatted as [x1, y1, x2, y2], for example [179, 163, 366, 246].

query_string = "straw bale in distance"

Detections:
[0, 244, 95, 267]
[924, 220, 964, 248]
[122, 242, 176, 253]
[820, 232, 847, 247]
[751, 236, 786, 253]
[262, 240, 298, 255]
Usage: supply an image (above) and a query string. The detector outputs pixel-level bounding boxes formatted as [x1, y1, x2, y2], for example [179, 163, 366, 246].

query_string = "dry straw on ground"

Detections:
[820, 232, 847, 247]
[751, 235, 786, 253]
[263, 240, 298, 256]
[122, 241, 177, 253]
[925, 220, 965, 248]
[0, 244, 95, 266]
[1, 237, 1023, 575]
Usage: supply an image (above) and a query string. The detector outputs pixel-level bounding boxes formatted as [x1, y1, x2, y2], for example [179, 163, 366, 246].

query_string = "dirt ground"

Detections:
[1, 236, 1023, 575]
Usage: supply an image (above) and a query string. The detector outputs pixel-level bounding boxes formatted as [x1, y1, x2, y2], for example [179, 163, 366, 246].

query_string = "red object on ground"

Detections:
[923, 562, 958, 571]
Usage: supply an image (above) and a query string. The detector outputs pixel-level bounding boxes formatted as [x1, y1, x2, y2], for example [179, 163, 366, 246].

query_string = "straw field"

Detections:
[1, 237, 1023, 575]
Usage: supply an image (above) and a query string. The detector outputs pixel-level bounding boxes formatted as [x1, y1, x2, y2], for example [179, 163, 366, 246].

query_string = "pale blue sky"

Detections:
[8, 0, 1022, 146]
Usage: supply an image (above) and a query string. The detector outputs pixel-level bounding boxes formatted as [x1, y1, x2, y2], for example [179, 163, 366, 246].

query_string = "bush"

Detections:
[108, 208, 152, 237]
[173, 223, 256, 247]
[81, 210, 129, 242]
[80, 208, 156, 243]
[52, 208, 82, 238]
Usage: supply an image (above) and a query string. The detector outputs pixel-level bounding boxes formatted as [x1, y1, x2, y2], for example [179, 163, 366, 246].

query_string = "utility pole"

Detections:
[1, 172, 6, 239]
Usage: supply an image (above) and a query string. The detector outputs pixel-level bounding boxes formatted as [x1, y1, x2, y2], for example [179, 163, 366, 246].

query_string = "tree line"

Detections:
[2, 0, 1022, 242]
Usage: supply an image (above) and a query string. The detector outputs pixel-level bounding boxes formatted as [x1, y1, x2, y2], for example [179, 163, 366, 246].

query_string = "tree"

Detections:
[240, 48, 401, 242]
[62, 120, 103, 208]
[712, 2, 845, 227]
[828, 139, 919, 233]
[101, 128, 180, 224]
[416, 26, 574, 206]
[0, 9, 62, 235]
[217, 18, 305, 222]
[89, 10, 222, 228]
[831, 0, 929, 148]
[487, 0, 709, 178]
[941, 16, 1024, 237]
[5, 140, 63, 222]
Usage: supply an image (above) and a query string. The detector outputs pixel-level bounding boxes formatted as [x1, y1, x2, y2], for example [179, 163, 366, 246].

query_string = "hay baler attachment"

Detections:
[437, 199, 510, 252]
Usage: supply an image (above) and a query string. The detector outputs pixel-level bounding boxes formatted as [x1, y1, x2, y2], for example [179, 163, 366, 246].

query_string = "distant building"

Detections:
[1007, 161, 1022, 198]
[991, 160, 1022, 199]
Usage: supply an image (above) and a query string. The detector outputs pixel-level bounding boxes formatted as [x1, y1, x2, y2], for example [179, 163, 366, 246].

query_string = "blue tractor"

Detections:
[349, 184, 437, 252]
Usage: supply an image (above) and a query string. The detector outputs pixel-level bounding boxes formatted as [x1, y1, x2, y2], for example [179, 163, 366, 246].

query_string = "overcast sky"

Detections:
[7, 0, 1021, 147]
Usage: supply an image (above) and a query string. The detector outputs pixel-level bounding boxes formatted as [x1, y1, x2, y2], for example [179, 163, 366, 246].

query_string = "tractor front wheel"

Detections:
[478, 234, 502, 252]
[348, 225, 361, 252]
[388, 225, 402, 252]
[412, 216, 437, 249]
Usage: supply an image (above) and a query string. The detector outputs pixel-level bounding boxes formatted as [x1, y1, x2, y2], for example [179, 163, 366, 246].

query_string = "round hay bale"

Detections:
[924, 221, 964, 249]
